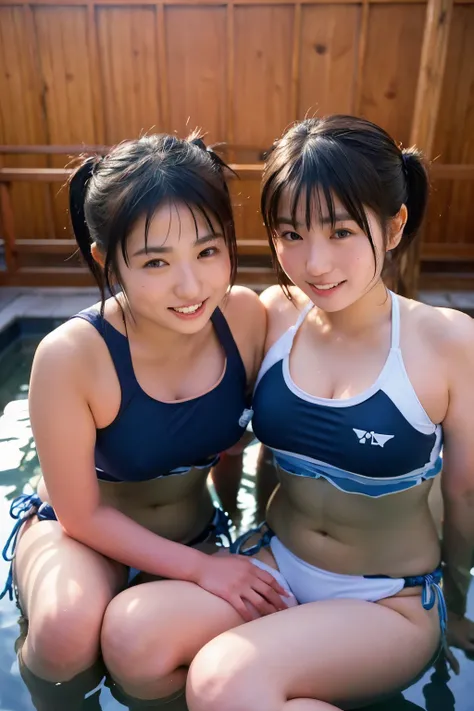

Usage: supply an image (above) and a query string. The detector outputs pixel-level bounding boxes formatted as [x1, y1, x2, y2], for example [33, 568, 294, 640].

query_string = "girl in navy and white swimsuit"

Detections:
[187, 116, 474, 711]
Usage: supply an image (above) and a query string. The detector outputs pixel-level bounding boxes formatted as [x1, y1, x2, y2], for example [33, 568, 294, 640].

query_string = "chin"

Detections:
[303, 285, 360, 313]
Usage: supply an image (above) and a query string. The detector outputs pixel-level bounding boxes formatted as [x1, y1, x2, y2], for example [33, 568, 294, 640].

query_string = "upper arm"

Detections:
[224, 286, 267, 390]
[437, 310, 474, 499]
[29, 327, 101, 533]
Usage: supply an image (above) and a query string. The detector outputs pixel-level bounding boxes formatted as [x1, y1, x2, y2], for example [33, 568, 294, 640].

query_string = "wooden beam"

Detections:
[0, 143, 268, 156]
[0, 145, 109, 155]
[290, 3, 302, 120]
[156, 3, 171, 131]
[226, 2, 235, 163]
[0, 164, 265, 182]
[354, 0, 370, 114]
[0, 168, 72, 182]
[0, 237, 269, 256]
[2, 162, 473, 187]
[398, 0, 454, 298]
[0, 183, 18, 273]
[430, 163, 474, 180]
[10, 239, 78, 254]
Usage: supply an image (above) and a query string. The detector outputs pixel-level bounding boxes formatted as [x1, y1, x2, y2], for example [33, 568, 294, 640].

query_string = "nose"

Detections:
[173, 262, 202, 302]
[305, 242, 333, 278]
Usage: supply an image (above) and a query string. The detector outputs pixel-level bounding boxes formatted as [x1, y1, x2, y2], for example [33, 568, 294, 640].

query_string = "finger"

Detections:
[254, 567, 290, 597]
[253, 580, 288, 611]
[229, 595, 255, 623]
[244, 589, 278, 617]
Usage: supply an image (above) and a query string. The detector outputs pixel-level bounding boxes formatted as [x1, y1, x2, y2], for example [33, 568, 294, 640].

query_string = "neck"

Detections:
[119, 295, 213, 360]
[316, 280, 392, 340]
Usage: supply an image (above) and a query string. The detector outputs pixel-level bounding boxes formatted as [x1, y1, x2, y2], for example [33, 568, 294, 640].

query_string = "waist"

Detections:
[38, 472, 214, 541]
[267, 486, 441, 578]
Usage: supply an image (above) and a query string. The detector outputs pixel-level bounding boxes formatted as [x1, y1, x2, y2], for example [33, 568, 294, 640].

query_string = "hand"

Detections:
[195, 554, 290, 621]
[447, 611, 474, 654]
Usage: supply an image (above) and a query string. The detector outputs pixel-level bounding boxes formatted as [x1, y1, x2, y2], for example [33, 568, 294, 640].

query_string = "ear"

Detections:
[90, 242, 105, 268]
[386, 204, 407, 253]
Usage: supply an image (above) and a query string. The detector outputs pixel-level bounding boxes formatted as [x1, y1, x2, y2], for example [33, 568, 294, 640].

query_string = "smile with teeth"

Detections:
[171, 302, 203, 314]
[312, 282, 342, 290]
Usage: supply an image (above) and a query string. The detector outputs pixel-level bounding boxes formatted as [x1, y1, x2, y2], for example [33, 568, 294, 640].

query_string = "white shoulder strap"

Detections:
[390, 291, 401, 349]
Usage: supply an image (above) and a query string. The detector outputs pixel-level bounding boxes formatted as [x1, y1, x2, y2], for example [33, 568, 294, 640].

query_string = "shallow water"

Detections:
[0, 327, 473, 710]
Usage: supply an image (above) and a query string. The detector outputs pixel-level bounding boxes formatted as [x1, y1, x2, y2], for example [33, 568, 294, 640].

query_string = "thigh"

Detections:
[101, 579, 244, 672]
[15, 518, 127, 623]
[187, 594, 441, 709]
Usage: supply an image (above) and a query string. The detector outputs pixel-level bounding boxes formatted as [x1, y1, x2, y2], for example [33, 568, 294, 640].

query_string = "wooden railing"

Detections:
[0, 162, 277, 289]
[1, 160, 474, 290]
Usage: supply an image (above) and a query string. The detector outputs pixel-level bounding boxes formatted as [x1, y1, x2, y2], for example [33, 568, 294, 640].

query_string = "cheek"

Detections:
[344, 237, 379, 272]
[275, 244, 303, 277]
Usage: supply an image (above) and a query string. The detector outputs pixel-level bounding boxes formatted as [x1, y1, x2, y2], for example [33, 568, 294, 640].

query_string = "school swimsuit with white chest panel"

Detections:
[232, 291, 446, 633]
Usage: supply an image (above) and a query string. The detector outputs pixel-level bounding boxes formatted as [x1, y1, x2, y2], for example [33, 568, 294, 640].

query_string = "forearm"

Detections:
[441, 497, 474, 616]
[62, 504, 205, 582]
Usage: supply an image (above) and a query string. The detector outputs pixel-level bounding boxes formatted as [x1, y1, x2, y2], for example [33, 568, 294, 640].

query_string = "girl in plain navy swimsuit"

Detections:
[0, 133, 286, 707]
[186, 117, 474, 710]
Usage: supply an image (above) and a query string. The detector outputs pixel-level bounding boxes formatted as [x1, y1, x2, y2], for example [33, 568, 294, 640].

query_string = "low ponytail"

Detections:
[391, 148, 429, 261]
[69, 156, 105, 304]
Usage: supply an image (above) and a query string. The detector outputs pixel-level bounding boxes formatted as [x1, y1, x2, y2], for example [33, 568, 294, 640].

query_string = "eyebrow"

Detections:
[276, 213, 354, 227]
[133, 233, 223, 257]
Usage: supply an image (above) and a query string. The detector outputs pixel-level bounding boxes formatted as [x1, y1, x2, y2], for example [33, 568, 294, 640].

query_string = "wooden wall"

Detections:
[0, 0, 473, 268]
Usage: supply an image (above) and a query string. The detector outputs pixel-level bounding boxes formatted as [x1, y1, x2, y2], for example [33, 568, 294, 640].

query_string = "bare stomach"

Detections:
[266, 470, 441, 579]
[37, 467, 215, 544]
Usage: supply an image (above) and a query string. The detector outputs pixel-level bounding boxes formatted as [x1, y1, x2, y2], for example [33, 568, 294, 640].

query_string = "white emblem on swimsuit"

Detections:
[353, 429, 395, 447]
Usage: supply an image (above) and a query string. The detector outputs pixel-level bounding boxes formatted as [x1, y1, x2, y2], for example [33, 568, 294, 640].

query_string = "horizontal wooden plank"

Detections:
[421, 243, 474, 260]
[9, 239, 78, 254]
[419, 272, 474, 290]
[0, 143, 267, 156]
[2, 163, 473, 183]
[0, 165, 264, 182]
[0, 168, 72, 182]
[0, 266, 95, 287]
[0, 237, 270, 255]
[0, 145, 109, 155]
[430, 163, 474, 179]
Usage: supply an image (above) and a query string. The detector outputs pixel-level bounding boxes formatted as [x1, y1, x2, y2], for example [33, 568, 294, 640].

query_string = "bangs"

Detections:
[106, 166, 236, 282]
[263, 139, 381, 242]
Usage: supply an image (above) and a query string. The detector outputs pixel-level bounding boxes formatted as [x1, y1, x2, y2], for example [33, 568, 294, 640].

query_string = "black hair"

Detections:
[69, 132, 237, 310]
[261, 115, 429, 294]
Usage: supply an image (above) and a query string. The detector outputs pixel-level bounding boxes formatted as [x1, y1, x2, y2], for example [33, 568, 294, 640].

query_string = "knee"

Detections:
[26, 601, 106, 680]
[187, 638, 277, 711]
[101, 592, 177, 684]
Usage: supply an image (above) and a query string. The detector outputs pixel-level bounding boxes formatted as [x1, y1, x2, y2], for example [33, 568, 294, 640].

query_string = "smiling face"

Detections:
[110, 201, 232, 334]
[272, 189, 404, 312]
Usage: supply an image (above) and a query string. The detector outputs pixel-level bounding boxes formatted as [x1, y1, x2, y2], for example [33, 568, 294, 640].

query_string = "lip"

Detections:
[307, 281, 345, 298]
[168, 299, 208, 319]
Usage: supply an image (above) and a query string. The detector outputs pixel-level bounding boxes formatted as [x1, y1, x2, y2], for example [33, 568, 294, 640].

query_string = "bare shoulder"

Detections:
[31, 315, 104, 387]
[260, 284, 308, 311]
[221, 286, 266, 339]
[402, 296, 474, 362]
[259, 285, 309, 348]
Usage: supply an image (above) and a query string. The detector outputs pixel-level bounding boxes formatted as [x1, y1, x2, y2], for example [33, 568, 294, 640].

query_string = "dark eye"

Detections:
[333, 229, 352, 239]
[144, 259, 167, 269]
[281, 231, 302, 242]
[199, 247, 218, 258]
